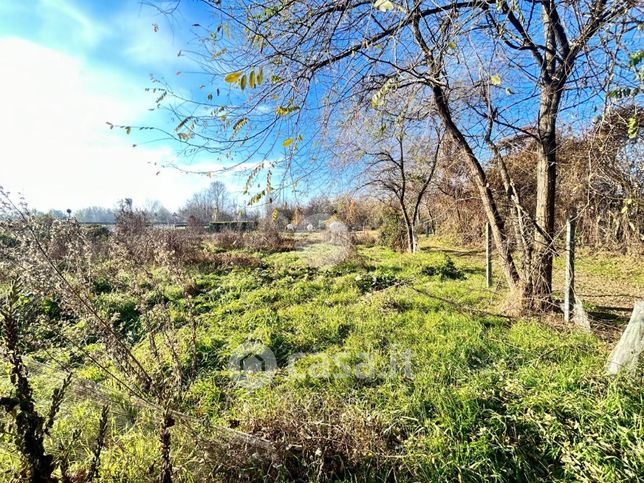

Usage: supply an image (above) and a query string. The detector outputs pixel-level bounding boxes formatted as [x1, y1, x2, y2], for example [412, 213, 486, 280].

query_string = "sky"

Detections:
[0, 0, 249, 212]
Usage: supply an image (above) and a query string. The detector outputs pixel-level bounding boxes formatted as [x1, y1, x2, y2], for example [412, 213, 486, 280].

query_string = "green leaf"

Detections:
[257, 67, 264, 85]
[224, 71, 243, 83]
[240, 74, 247, 90]
[628, 50, 644, 68]
[608, 87, 637, 99]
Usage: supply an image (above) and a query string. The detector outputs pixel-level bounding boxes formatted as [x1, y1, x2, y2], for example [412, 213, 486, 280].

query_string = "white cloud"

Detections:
[0, 37, 229, 211]
[39, 0, 107, 48]
[120, 17, 187, 69]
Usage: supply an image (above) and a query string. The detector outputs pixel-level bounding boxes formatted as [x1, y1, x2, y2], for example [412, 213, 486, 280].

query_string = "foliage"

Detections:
[378, 210, 408, 252]
[354, 271, 402, 293]
[421, 256, 466, 281]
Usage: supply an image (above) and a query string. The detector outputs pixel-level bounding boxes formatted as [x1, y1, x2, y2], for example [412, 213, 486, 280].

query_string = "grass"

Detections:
[552, 246, 644, 336]
[1, 236, 643, 481]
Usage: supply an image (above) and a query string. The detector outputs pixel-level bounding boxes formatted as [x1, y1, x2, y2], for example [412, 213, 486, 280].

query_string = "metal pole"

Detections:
[485, 222, 492, 288]
[564, 216, 576, 323]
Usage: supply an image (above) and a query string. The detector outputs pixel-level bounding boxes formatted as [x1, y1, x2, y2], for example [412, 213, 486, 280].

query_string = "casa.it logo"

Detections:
[228, 341, 277, 389]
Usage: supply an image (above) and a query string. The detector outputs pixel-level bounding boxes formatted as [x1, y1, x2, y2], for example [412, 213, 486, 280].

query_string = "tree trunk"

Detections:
[532, 84, 561, 310]
[431, 86, 521, 294]
[400, 201, 416, 253]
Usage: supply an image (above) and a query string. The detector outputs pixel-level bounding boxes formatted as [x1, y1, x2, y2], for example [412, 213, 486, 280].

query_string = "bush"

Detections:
[421, 256, 466, 281]
[0, 231, 18, 248]
[243, 396, 391, 481]
[210, 230, 245, 250]
[378, 211, 407, 252]
[211, 229, 294, 253]
[352, 232, 377, 246]
[355, 271, 402, 293]
[96, 293, 141, 339]
[83, 224, 111, 243]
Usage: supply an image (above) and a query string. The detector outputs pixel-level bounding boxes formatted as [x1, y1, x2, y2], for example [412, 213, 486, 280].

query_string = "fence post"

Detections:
[485, 222, 492, 288]
[564, 216, 576, 323]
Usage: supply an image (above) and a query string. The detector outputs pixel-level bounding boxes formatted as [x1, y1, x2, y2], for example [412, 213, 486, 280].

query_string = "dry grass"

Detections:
[242, 395, 392, 481]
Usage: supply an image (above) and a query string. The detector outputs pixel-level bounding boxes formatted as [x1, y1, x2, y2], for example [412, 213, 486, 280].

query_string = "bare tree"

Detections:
[180, 181, 231, 223]
[143, 0, 640, 311]
[337, 92, 442, 252]
[143, 200, 174, 224]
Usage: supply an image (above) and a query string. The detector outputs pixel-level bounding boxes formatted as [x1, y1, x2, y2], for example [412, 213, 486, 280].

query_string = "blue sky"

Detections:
[0, 0, 251, 212]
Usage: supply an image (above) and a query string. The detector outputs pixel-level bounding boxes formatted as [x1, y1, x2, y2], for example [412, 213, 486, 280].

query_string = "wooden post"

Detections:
[485, 222, 492, 288]
[564, 216, 576, 323]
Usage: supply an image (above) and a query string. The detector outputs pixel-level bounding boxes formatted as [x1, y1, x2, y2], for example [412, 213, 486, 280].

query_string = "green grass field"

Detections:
[1, 236, 643, 481]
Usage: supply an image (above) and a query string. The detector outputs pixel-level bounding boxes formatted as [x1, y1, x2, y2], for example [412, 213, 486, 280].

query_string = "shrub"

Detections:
[0, 231, 18, 248]
[352, 232, 377, 246]
[115, 211, 146, 237]
[209, 252, 264, 269]
[355, 272, 402, 293]
[210, 229, 244, 250]
[210, 229, 295, 253]
[421, 256, 466, 281]
[91, 276, 113, 294]
[84, 224, 111, 243]
[96, 293, 141, 339]
[245, 230, 295, 252]
[378, 211, 407, 252]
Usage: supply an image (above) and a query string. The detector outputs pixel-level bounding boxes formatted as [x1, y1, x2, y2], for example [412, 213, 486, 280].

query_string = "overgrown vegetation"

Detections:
[421, 256, 466, 281]
[4, 0, 643, 480]
[1, 205, 642, 481]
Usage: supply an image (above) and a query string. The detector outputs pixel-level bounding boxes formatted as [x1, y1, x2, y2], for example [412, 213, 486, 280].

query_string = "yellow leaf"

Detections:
[249, 70, 256, 89]
[371, 77, 397, 108]
[257, 67, 264, 85]
[275, 105, 301, 116]
[374, 0, 394, 12]
[225, 71, 243, 83]
[240, 74, 247, 90]
[490, 74, 502, 86]
[282, 138, 293, 147]
[232, 118, 248, 138]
